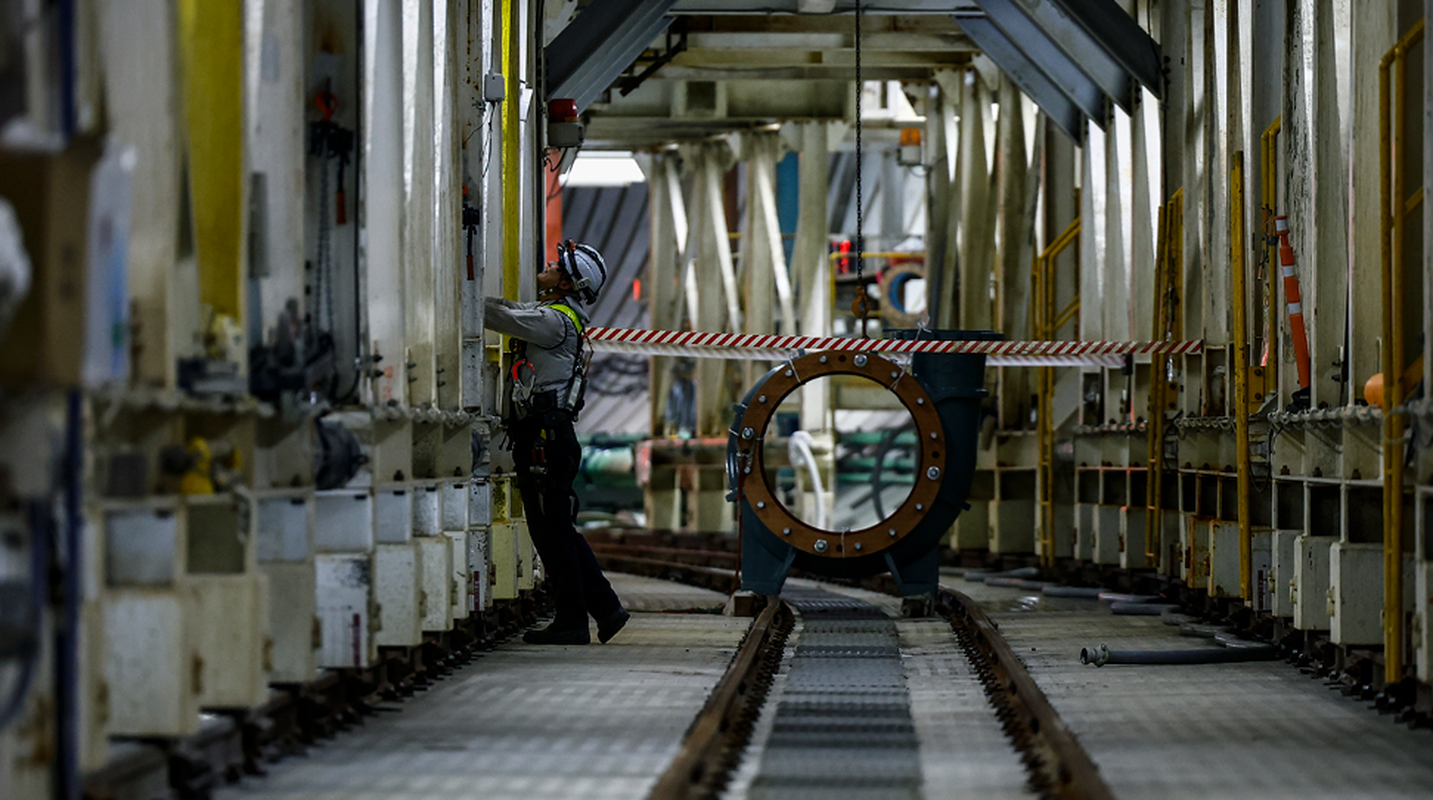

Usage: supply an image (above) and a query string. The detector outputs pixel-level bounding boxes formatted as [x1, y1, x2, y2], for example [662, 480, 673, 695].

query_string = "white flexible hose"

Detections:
[787, 430, 826, 530]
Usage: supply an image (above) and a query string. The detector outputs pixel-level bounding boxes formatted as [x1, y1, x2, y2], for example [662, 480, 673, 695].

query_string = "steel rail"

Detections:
[592, 535, 1112, 800]
[938, 586, 1116, 800]
[587, 533, 1112, 800]
[647, 598, 793, 800]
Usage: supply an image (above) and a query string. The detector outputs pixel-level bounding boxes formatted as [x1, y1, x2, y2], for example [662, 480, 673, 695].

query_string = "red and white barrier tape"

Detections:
[584, 327, 1202, 367]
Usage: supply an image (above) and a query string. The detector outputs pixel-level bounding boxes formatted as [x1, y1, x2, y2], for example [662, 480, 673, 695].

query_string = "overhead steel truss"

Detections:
[953, 0, 1163, 144]
[546, 0, 680, 113]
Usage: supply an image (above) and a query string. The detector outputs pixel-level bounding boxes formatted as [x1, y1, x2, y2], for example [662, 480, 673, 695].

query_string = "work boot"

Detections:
[597, 608, 630, 644]
[522, 624, 590, 645]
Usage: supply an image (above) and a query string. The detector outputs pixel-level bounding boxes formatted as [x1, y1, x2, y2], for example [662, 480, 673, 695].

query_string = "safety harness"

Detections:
[509, 301, 589, 423]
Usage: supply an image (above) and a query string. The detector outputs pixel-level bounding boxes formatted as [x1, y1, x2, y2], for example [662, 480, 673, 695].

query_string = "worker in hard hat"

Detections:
[484, 239, 629, 646]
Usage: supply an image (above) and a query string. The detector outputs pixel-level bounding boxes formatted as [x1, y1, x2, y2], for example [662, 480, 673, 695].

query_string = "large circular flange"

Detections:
[736, 350, 944, 559]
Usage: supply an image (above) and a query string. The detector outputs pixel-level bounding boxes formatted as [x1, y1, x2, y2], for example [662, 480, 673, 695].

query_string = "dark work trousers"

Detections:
[510, 416, 622, 631]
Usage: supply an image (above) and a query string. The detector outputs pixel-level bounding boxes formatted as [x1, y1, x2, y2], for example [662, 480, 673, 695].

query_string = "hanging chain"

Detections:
[852, 1, 870, 336]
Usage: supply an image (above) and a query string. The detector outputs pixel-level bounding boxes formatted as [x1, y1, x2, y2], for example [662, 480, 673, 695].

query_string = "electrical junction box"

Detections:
[1075, 503, 1095, 560]
[1292, 534, 1334, 630]
[413, 483, 442, 537]
[314, 490, 374, 553]
[988, 495, 1034, 555]
[470, 478, 492, 527]
[373, 543, 422, 647]
[188, 573, 269, 709]
[1118, 507, 1149, 570]
[516, 518, 536, 591]
[374, 486, 414, 545]
[261, 560, 316, 683]
[1208, 521, 1241, 599]
[442, 480, 469, 530]
[483, 72, 505, 102]
[446, 531, 469, 621]
[1181, 516, 1210, 589]
[418, 535, 452, 632]
[1418, 559, 1432, 683]
[1329, 542, 1385, 645]
[315, 553, 376, 669]
[548, 121, 584, 149]
[490, 521, 518, 600]
[468, 527, 491, 613]
[1092, 505, 1121, 565]
[1271, 529, 1300, 617]
[105, 590, 199, 736]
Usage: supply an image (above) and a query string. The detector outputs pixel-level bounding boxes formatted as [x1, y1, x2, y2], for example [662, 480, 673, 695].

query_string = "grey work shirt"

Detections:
[484, 297, 588, 401]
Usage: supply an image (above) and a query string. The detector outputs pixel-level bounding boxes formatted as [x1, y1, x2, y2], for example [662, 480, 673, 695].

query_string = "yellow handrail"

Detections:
[1379, 17, 1425, 687]
[1147, 189, 1184, 563]
[826, 250, 927, 264]
[501, 0, 521, 301]
[1230, 152, 1252, 600]
[1034, 217, 1080, 566]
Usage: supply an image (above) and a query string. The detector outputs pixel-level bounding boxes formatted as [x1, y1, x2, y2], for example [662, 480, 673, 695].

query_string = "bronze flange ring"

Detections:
[735, 350, 944, 559]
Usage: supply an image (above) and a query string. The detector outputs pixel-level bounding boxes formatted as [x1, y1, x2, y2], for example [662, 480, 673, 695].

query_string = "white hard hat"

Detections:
[559, 240, 607, 305]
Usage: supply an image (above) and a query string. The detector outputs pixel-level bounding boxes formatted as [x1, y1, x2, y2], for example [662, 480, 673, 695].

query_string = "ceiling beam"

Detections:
[1003, 0, 1134, 110]
[968, 0, 1107, 123]
[547, 0, 679, 112]
[672, 0, 982, 13]
[1050, 0, 1163, 97]
[950, 14, 1085, 143]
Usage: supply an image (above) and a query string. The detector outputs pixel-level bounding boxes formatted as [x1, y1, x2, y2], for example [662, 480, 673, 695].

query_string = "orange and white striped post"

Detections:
[1273, 216, 1312, 397]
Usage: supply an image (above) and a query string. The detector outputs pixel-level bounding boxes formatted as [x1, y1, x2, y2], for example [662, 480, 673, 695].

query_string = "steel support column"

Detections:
[739, 132, 794, 341]
[790, 121, 835, 529]
[957, 68, 995, 332]
[930, 71, 962, 332]
[644, 151, 688, 438]
[682, 142, 739, 531]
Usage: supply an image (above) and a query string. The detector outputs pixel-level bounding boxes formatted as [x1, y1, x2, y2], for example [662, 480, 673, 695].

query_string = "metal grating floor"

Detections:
[747, 587, 923, 800]
[947, 572, 1433, 800]
[214, 574, 747, 800]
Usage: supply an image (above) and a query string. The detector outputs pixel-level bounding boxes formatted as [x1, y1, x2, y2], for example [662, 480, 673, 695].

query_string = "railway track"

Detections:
[588, 535, 1113, 800]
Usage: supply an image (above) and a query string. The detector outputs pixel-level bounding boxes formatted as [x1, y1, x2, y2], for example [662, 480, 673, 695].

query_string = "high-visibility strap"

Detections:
[549, 303, 583, 335]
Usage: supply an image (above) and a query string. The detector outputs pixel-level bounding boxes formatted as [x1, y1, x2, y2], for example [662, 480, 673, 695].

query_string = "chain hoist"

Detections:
[850, 2, 871, 337]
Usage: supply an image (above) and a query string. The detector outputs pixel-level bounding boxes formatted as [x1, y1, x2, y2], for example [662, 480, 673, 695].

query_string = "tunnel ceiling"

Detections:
[550, 0, 1161, 149]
